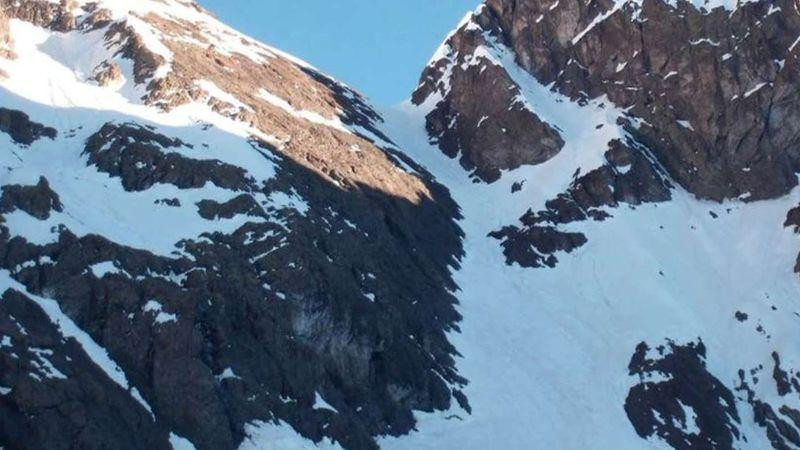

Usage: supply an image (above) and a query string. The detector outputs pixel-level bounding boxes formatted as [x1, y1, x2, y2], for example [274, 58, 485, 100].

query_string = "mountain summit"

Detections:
[1, 0, 800, 449]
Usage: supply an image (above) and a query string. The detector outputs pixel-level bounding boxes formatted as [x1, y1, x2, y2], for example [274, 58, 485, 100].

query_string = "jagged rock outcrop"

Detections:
[0, 0, 77, 31]
[490, 139, 672, 267]
[413, 0, 800, 273]
[0, 107, 57, 145]
[0, 7, 14, 62]
[626, 340, 800, 450]
[0, 288, 171, 450]
[784, 204, 800, 273]
[413, 24, 564, 182]
[92, 61, 123, 87]
[625, 340, 742, 449]
[415, 0, 800, 202]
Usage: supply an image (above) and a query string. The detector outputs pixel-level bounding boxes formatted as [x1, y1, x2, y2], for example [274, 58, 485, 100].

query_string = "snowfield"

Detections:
[380, 99, 800, 448]
[373, 14, 800, 446]
[1, 0, 800, 448]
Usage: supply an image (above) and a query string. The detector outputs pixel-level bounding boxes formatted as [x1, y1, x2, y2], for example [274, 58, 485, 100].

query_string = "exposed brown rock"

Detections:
[0, 6, 15, 61]
[92, 61, 124, 87]
[0, 0, 76, 31]
[104, 20, 167, 85]
[416, 0, 800, 201]
[415, 19, 564, 182]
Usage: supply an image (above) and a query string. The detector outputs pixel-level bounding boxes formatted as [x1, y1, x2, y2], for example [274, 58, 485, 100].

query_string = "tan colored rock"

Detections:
[0, 0, 76, 31]
[92, 61, 124, 87]
[0, 1, 425, 210]
[0, 7, 15, 61]
[135, 12, 435, 207]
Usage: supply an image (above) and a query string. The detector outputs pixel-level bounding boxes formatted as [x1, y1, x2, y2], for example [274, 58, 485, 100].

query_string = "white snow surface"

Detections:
[377, 103, 798, 449]
[375, 29, 800, 447]
[142, 300, 178, 325]
[2, 1, 799, 449]
[169, 432, 198, 450]
[238, 421, 342, 450]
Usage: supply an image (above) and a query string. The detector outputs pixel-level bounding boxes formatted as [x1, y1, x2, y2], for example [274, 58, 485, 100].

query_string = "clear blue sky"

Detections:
[198, 1, 479, 104]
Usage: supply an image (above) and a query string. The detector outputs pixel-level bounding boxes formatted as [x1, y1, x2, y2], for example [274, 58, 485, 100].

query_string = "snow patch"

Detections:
[142, 300, 178, 325]
[313, 391, 339, 413]
[239, 421, 342, 450]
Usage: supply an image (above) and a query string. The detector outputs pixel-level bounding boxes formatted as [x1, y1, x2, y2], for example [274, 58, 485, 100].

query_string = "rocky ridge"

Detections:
[414, 0, 800, 268]
[0, 1, 469, 449]
[2, 0, 800, 449]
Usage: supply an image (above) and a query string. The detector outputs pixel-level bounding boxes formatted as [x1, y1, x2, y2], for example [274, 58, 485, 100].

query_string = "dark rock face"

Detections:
[736, 356, 800, 450]
[624, 340, 742, 449]
[416, 0, 800, 202]
[625, 341, 800, 450]
[0, 114, 467, 450]
[772, 352, 794, 397]
[84, 123, 254, 192]
[413, 12, 564, 183]
[0, 177, 63, 220]
[0, 108, 57, 145]
[784, 204, 800, 274]
[490, 139, 671, 267]
[0, 289, 171, 450]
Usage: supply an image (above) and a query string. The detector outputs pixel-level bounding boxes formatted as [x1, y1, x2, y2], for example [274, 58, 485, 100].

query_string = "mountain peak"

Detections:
[0, 2, 467, 448]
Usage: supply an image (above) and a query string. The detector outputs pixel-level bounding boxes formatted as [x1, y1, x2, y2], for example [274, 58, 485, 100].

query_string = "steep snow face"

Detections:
[374, 0, 800, 448]
[382, 99, 800, 448]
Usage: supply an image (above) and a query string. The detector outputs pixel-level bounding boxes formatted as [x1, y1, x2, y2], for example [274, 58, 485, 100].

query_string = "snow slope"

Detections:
[375, 23, 800, 447]
[3, 0, 800, 448]
[378, 104, 798, 450]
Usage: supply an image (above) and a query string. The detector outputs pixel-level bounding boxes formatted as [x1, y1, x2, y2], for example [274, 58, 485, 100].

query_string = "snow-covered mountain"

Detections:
[1, 0, 800, 449]
[0, 1, 464, 449]
[391, 0, 800, 448]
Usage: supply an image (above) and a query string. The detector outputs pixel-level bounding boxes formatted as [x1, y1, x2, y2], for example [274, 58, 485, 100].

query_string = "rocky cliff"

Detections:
[2, 0, 800, 449]
[0, 1, 468, 449]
